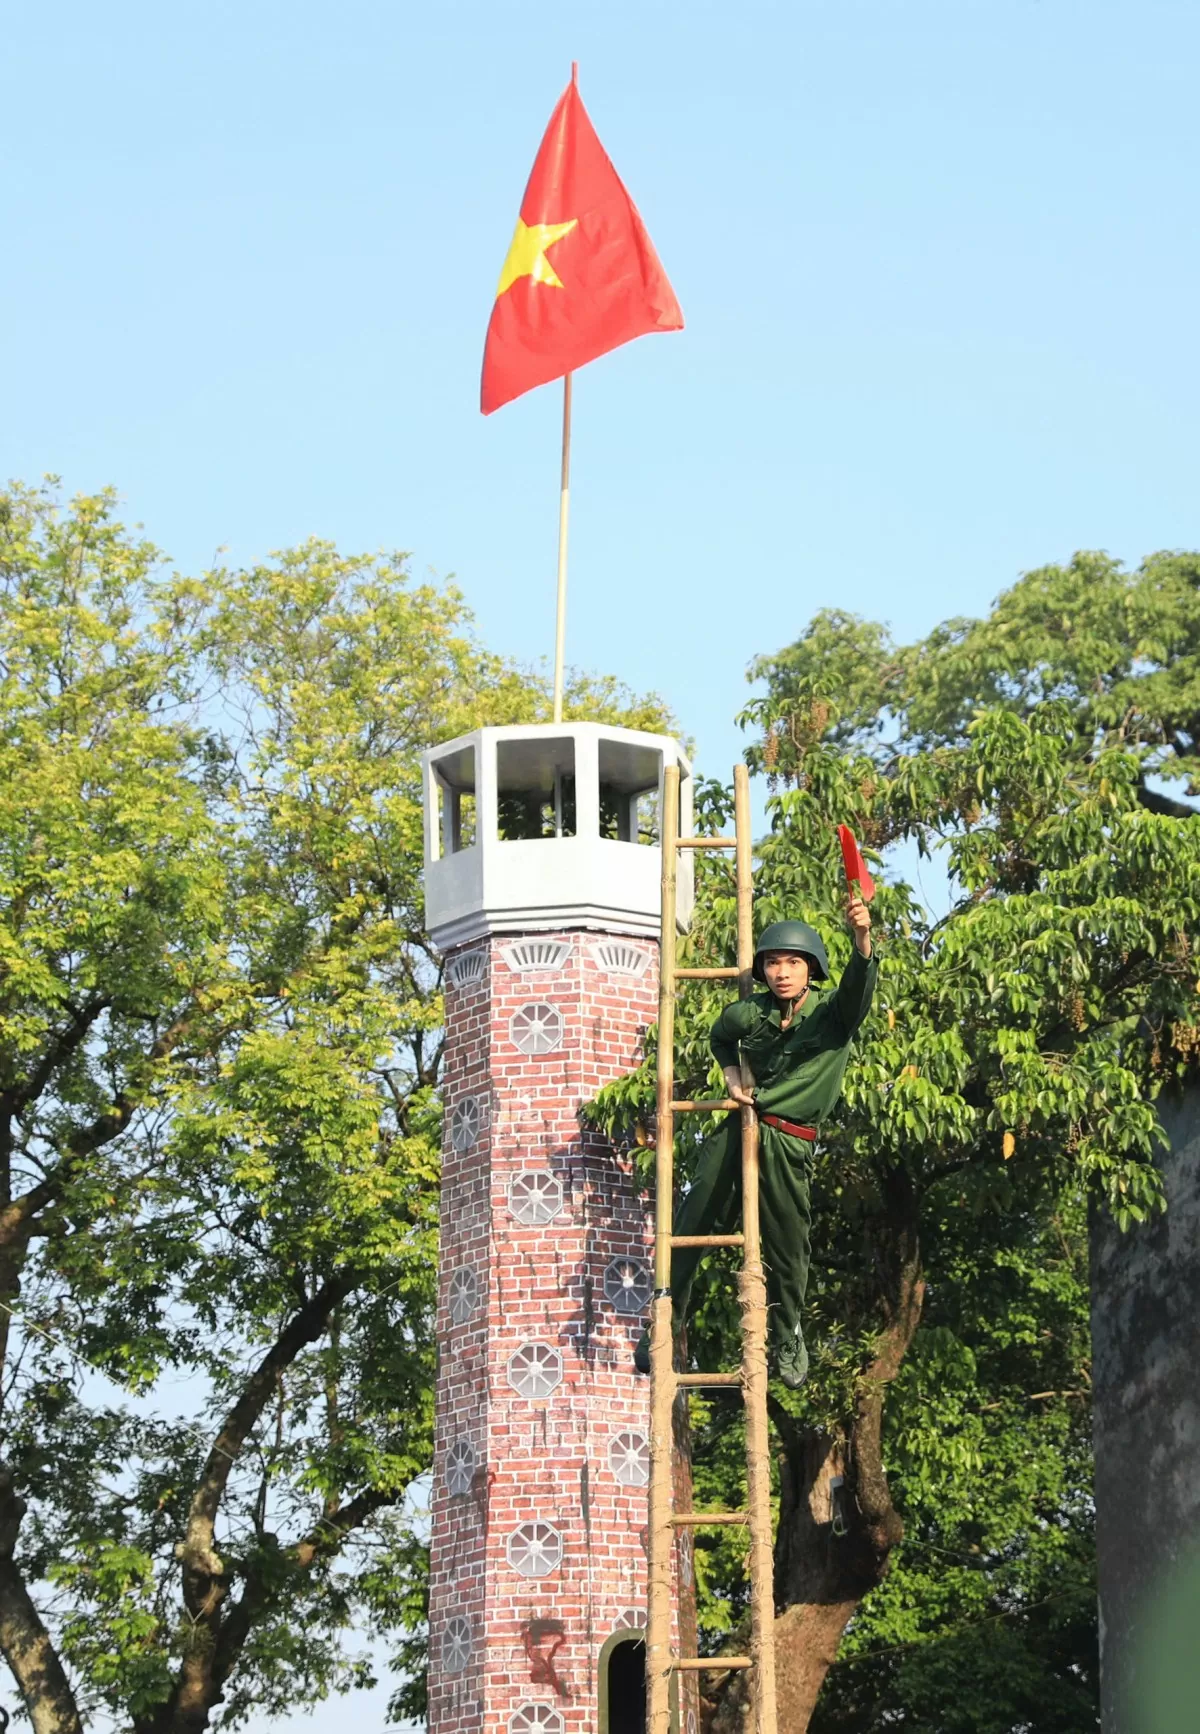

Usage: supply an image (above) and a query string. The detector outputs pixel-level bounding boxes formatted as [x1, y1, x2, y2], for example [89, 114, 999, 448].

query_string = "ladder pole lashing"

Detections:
[647, 761, 681, 1734]
[671, 1098, 742, 1112]
[735, 761, 779, 1734]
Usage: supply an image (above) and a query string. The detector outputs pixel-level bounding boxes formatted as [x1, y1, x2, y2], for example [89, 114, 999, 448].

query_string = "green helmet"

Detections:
[753, 918, 830, 984]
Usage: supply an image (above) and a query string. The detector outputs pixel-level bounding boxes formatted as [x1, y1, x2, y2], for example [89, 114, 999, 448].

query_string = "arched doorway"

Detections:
[598, 1628, 673, 1734]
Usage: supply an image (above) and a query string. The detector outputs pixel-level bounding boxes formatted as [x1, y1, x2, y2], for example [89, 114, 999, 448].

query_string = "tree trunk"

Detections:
[0, 1468, 83, 1734]
[710, 1166, 925, 1733]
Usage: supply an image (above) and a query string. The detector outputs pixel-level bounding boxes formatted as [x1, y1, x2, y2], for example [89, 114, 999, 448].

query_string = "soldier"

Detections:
[636, 894, 876, 1388]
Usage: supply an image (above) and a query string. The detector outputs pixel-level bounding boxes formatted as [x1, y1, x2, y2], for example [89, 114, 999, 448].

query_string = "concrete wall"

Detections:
[1090, 1085, 1200, 1732]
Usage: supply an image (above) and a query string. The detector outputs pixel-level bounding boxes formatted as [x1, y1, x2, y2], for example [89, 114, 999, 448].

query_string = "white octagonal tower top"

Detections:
[421, 722, 694, 950]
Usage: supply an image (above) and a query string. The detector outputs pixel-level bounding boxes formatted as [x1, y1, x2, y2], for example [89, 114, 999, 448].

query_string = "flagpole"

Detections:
[552, 368, 572, 724]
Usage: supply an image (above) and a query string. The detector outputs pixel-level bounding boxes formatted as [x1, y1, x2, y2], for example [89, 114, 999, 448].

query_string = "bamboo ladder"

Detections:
[646, 762, 778, 1734]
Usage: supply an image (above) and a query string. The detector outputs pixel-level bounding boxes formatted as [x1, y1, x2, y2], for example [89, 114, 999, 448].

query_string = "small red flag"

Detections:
[481, 76, 683, 415]
[837, 825, 876, 903]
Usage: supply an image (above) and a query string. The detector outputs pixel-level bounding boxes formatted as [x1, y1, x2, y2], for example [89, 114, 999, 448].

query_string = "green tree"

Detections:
[0, 481, 672, 1733]
[592, 552, 1200, 1730]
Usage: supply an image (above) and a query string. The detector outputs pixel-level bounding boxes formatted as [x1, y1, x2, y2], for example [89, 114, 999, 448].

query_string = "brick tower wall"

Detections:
[427, 930, 698, 1734]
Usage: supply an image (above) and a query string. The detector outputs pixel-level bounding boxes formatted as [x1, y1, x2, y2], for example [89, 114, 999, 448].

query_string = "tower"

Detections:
[423, 723, 698, 1734]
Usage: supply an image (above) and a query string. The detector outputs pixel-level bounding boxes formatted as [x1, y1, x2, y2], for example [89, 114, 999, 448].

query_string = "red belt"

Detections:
[759, 1113, 817, 1142]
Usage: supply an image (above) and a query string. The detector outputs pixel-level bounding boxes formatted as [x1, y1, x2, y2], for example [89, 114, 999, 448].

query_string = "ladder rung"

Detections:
[675, 1370, 743, 1387]
[676, 837, 736, 850]
[670, 1233, 744, 1248]
[674, 966, 739, 980]
[670, 1511, 749, 1526]
[671, 1098, 740, 1112]
[670, 1656, 753, 1671]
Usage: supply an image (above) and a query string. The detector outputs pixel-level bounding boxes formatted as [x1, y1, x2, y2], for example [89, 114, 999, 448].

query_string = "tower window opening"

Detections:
[598, 739, 662, 846]
[497, 737, 577, 839]
[433, 744, 477, 856]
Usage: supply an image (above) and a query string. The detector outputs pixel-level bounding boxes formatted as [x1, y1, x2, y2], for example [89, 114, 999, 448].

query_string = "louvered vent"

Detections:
[591, 940, 650, 977]
[447, 948, 487, 989]
[500, 938, 573, 973]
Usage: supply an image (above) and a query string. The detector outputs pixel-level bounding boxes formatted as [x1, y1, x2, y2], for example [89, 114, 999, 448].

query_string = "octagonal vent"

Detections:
[441, 1614, 472, 1674]
[608, 1430, 651, 1487]
[444, 1437, 478, 1498]
[448, 1094, 488, 1153]
[510, 1003, 565, 1056]
[506, 1342, 563, 1399]
[506, 1520, 563, 1578]
[604, 1257, 651, 1316]
[508, 1170, 564, 1225]
[447, 1267, 479, 1326]
[500, 938, 573, 974]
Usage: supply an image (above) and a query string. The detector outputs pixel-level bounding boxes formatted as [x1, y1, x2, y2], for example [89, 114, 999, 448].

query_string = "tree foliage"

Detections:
[0, 481, 671, 1732]
[592, 551, 1200, 1729]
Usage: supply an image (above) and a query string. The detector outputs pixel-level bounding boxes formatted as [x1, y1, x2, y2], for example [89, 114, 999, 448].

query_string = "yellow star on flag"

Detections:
[496, 217, 579, 298]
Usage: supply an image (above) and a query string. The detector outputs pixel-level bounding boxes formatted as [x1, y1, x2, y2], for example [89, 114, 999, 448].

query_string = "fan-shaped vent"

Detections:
[509, 1708, 564, 1734]
[591, 940, 651, 977]
[500, 939, 573, 974]
[447, 949, 487, 989]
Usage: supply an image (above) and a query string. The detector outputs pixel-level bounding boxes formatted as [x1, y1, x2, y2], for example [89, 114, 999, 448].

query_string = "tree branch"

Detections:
[0, 996, 110, 1126]
[206, 1487, 396, 1700]
[0, 1009, 194, 1249]
[139, 1273, 356, 1734]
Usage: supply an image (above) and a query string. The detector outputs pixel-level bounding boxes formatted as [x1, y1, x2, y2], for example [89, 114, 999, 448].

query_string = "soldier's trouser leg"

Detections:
[756, 1128, 813, 1346]
[668, 1115, 742, 1328]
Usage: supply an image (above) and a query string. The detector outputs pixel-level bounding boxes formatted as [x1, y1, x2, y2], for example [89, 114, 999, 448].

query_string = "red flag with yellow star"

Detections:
[481, 75, 683, 414]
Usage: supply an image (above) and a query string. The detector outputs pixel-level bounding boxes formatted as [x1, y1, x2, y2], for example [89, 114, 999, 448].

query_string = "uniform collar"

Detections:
[762, 986, 820, 1027]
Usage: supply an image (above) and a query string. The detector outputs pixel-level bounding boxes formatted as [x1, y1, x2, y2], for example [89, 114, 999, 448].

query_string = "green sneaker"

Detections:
[774, 1327, 809, 1390]
[634, 1328, 651, 1376]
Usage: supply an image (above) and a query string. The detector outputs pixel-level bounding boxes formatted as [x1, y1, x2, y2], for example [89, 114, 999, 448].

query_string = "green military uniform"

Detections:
[670, 945, 878, 1355]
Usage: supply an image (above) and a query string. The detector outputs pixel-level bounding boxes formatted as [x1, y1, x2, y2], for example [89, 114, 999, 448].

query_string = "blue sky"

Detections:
[4, 1, 1199, 1726]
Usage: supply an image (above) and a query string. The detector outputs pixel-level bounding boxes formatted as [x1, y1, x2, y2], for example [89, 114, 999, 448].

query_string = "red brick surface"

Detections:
[428, 932, 697, 1733]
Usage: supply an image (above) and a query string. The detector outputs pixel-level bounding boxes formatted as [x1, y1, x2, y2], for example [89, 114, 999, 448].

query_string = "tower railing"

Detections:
[646, 762, 778, 1734]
